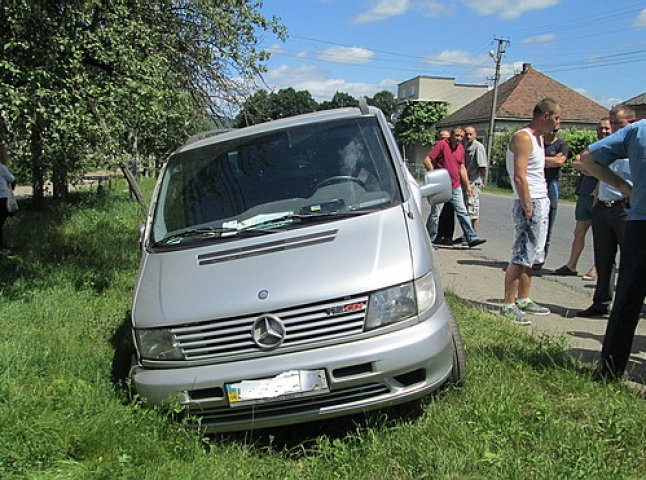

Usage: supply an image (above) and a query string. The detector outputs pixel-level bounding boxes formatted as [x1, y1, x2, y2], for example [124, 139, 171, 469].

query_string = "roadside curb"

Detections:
[433, 244, 646, 386]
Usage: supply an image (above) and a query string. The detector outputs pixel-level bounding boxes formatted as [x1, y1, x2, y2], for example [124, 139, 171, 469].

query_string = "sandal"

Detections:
[582, 272, 597, 281]
[554, 265, 577, 276]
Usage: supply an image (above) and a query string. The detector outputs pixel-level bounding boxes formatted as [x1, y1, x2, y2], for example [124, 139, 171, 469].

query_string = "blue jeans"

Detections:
[543, 180, 559, 261]
[427, 187, 479, 243]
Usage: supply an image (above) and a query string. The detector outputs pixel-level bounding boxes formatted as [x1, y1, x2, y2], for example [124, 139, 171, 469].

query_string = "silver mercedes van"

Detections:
[130, 104, 465, 432]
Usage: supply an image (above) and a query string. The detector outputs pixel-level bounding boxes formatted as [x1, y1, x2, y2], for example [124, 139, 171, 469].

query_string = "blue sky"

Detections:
[257, 0, 646, 108]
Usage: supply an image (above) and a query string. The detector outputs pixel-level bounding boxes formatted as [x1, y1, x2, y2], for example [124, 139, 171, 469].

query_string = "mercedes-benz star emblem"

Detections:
[251, 314, 286, 349]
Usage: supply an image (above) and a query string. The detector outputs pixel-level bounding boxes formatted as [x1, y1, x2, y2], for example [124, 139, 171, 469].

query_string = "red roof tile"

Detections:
[437, 66, 608, 127]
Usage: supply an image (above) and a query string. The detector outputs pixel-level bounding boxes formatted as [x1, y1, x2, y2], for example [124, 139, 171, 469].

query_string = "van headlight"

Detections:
[414, 271, 437, 315]
[364, 273, 436, 331]
[135, 329, 184, 360]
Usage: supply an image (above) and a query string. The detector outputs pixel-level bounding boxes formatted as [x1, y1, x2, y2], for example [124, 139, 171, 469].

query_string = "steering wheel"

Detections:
[315, 176, 365, 189]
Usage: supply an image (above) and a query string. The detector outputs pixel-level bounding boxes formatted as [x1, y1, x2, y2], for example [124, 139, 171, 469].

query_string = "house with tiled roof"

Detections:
[436, 64, 608, 153]
[396, 76, 488, 166]
[622, 91, 646, 118]
[397, 76, 488, 115]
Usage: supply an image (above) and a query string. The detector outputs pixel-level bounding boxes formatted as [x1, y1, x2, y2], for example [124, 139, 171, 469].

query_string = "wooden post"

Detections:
[120, 163, 147, 209]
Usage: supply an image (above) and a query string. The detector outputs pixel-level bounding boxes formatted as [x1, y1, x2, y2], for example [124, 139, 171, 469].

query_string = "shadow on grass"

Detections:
[568, 330, 646, 385]
[0, 190, 143, 300]
[110, 313, 136, 387]
[208, 390, 447, 454]
[458, 298, 646, 385]
[481, 337, 580, 372]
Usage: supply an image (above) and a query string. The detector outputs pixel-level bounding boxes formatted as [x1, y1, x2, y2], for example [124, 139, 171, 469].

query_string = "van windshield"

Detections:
[151, 116, 402, 247]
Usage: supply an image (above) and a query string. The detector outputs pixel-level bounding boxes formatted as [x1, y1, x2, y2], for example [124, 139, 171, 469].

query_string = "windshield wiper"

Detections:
[154, 226, 276, 246]
[155, 210, 376, 246]
[239, 210, 375, 231]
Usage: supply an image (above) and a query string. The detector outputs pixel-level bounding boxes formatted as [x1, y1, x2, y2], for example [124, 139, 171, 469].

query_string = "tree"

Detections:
[318, 91, 358, 111]
[235, 88, 317, 127]
[1, 1, 285, 205]
[394, 101, 448, 146]
[268, 88, 318, 119]
[368, 90, 396, 119]
[235, 89, 272, 127]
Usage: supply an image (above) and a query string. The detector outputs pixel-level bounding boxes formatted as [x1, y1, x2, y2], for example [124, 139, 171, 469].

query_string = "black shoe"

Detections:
[467, 238, 486, 248]
[576, 304, 608, 318]
[452, 236, 464, 244]
[554, 265, 577, 276]
[532, 262, 544, 271]
[433, 236, 452, 246]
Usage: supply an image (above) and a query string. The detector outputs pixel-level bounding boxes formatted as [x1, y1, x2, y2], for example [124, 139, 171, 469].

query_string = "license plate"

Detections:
[226, 369, 329, 407]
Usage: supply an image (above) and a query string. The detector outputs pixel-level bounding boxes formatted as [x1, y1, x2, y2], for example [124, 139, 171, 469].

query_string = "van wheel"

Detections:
[448, 316, 467, 385]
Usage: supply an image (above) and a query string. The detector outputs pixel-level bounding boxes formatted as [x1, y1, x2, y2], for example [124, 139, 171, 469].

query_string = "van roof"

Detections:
[176, 106, 377, 154]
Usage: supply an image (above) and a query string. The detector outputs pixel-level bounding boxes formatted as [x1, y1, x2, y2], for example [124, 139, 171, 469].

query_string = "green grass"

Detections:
[1, 179, 645, 479]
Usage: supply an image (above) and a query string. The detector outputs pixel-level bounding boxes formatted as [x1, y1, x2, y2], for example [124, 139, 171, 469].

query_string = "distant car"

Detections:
[129, 103, 464, 432]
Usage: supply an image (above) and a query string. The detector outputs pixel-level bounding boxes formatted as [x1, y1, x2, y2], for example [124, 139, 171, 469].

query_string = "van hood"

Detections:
[133, 207, 414, 328]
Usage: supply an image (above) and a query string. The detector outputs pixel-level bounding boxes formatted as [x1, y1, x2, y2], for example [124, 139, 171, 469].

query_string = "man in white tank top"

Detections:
[501, 98, 562, 325]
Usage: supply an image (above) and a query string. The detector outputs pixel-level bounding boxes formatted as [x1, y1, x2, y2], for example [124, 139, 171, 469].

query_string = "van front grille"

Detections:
[171, 295, 369, 361]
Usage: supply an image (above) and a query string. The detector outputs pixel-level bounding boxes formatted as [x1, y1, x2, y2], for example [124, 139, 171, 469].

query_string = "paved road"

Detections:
[428, 191, 646, 384]
[444, 192, 595, 280]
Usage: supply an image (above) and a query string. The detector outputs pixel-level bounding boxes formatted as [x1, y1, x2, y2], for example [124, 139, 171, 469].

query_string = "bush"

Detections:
[488, 127, 597, 194]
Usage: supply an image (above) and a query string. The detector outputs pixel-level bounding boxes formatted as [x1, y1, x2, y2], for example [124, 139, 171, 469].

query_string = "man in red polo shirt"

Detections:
[423, 127, 486, 248]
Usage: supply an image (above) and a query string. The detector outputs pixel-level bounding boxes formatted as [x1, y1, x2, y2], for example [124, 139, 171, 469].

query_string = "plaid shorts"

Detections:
[510, 198, 550, 267]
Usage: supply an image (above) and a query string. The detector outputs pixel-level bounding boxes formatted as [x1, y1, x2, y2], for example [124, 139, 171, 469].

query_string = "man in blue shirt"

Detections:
[580, 118, 646, 380]
[577, 108, 634, 318]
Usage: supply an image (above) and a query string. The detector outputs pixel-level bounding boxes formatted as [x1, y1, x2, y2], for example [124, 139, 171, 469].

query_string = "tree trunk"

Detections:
[30, 112, 46, 210]
[52, 156, 69, 200]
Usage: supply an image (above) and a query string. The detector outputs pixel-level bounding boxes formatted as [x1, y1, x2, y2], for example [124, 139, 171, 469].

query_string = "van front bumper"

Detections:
[131, 302, 455, 432]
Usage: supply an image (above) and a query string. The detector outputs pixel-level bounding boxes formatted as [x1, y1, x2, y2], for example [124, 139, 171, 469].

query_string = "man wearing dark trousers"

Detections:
[433, 130, 455, 245]
[423, 128, 486, 248]
[533, 128, 568, 270]
[577, 106, 635, 318]
[580, 117, 646, 380]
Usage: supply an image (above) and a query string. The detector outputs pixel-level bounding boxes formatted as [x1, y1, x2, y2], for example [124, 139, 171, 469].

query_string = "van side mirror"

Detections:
[419, 169, 451, 206]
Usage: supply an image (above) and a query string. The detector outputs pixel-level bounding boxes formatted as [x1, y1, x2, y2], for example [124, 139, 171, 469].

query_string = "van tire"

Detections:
[448, 316, 467, 385]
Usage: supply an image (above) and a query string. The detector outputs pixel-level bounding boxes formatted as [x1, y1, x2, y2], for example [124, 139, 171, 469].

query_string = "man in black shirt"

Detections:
[533, 129, 568, 270]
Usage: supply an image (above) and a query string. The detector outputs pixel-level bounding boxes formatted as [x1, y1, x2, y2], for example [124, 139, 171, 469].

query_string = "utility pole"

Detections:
[486, 37, 510, 162]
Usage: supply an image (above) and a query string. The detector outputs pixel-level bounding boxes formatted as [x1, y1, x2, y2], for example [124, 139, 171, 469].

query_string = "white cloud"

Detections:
[378, 78, 399, 88]
[264, 65, 396, 100]
[575, 88, 620, 109]
[606, 98, 625, 108]
[462, 0, 560, 20]
[268, 44, 286, 55]
[352, 0, 410, 24]
[317, 46, 375, 65]
[267, 65, 330, 85]
[633, 8, 646, 28]
[425, 50, 490, 67]
[296, 51, 308, 59]
[418, 0, 445, 17]
[464, 61, 526, 85]
[523, 33, 555, 44]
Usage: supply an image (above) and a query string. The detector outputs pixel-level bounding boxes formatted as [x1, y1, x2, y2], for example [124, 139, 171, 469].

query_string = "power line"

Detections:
[540, 55, 646, 74]
[507, 2, 645, 37]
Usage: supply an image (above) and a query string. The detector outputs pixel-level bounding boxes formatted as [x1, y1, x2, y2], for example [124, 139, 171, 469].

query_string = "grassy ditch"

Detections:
[1, 179, 645, 479]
